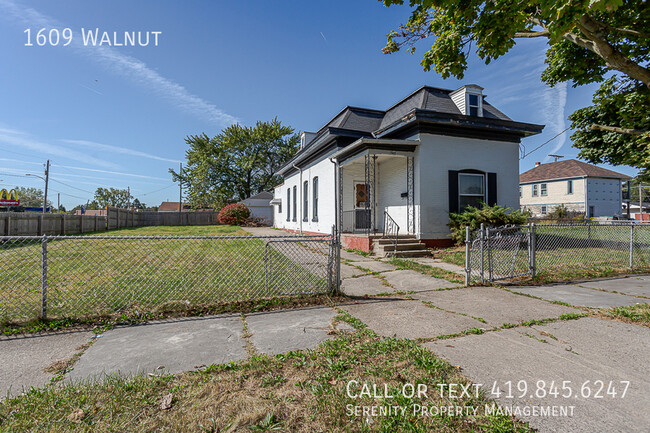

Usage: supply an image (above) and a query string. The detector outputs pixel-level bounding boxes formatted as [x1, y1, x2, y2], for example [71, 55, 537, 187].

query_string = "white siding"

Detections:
[415, 133, 520, 239]
[450, 90, 466, 115]
[586, 178, 623, 217]
[273, 151, 337, 234]
[377, 156, 408, 231]
[520, 178, 586, 216]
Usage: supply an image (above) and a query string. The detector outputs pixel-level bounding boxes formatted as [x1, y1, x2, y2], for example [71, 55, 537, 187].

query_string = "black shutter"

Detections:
[487, 172, 497, 206]
[448, 170, 459, 213]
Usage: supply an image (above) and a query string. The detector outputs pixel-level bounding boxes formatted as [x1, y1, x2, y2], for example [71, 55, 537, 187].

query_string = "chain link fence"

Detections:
[465, 222, 650, 284]
[0, 234, 337, 324]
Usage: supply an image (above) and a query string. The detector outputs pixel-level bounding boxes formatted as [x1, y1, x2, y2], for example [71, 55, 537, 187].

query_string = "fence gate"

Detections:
[466, 224, 533, 284]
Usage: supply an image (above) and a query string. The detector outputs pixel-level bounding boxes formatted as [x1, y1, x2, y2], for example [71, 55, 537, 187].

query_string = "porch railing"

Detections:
[383, 211, 399, 256]
[342, 209, 371, 234]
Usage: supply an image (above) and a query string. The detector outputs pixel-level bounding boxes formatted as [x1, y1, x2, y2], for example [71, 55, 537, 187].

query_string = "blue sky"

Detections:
[0, 0, 637, 209]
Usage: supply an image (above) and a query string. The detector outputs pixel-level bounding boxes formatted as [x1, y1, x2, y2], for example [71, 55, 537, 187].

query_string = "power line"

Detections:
[520, 127, 571, 160]
[49, 177, 95, 194]
[138, 184, 176, 196]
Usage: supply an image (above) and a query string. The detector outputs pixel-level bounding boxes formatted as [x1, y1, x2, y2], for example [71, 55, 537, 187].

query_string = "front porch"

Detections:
[333, 138, 429, 256]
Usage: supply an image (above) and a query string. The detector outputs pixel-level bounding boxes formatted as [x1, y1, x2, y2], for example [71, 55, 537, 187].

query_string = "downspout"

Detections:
[292, 163, 303, 234]
[329, 157, 338, 233]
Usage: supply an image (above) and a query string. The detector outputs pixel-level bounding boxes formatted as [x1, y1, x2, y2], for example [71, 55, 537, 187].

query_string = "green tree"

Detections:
[171, 118, 299, 209]
[381, 0, 649, 176]
[13, 186, 52, 208]
[94, 187, 133, 208]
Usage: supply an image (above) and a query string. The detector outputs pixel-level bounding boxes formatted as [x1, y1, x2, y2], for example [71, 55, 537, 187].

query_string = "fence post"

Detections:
[487, 228, 493, 282]
[587, 221, 592, 248]
[629, 223, 634, 269]
[481, 223, 485, 284]
[335, 225, 341, 295]
[41, 234, 48, 321]
[464, 225, 471, 286]
[38, 214, 43, 236]
[530, 223, 536, 279]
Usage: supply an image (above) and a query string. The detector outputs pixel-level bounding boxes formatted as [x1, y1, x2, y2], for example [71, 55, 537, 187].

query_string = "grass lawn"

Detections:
[0, 317, 531, 432]
[0, 225, 329, 325]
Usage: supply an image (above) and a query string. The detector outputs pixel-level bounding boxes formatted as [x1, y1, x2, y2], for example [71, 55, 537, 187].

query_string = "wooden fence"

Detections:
[0, 207, 219, 236]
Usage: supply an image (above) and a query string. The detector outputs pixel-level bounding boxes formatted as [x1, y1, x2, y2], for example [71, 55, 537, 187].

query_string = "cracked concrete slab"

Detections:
[340, 263, 367, 279]
[339, 298, 484, 339]
[353, 260, 398, 273]
[381, 270, 462, 292]
[426, 318, 650, 432]
[1, 331, 93, 398]
[412, 287, 580, 327]
[341, 275, 392, 297]
[508, 284, 647, 308]
[340, 250, 374, 262]
[246, 306, 338, 355]
[410, 258, 465, 274]
[579, 277, 650, 298]
[66, 315, 247, 382]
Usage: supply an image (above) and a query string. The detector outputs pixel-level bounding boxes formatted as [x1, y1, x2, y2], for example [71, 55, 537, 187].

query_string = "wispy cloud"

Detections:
[539, 81, 568, 161]
[59, 139, 182, 164]
[0, 0, 239, 127]
[53, 164, 170, 181]
[0, 128, 121, 169]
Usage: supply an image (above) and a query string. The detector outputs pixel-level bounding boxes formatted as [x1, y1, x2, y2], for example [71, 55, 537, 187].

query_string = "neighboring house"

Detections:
[158, 201, 191, 212]
[272, 85, 543, 252]
[624, 203, 650, 221]
[240, 191, 273, 224]
[519, 159, 631, 218]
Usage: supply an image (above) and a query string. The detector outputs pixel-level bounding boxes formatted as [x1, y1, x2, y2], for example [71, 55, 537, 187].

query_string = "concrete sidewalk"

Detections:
[1, 306, 353, 396]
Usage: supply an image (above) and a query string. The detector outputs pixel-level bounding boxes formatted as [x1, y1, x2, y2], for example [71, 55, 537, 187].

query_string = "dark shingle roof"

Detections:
[520, 159, 631, 183]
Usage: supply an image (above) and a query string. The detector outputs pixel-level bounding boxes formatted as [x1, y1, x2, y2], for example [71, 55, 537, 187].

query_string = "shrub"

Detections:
[217, 203, 250, 225]
[448, 203, 529, 244]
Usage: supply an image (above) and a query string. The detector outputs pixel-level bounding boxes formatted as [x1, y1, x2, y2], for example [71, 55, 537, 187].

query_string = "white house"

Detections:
[239, 191, 273, 224]
[273, 85, 543, 253]
[519, 159, 631, 218]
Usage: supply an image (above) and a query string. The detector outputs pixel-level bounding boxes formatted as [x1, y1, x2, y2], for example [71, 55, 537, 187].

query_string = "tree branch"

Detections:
[589, 124, 645, 136]
[571, 14, 650, 86]
[514, 30, 550, 38]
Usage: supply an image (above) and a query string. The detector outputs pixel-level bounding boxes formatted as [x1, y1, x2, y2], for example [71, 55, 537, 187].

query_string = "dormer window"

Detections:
[468, 94, 481, 116]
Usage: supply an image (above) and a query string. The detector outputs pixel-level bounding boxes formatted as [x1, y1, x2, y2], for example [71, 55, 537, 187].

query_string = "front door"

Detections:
[354, 183, 370, 230]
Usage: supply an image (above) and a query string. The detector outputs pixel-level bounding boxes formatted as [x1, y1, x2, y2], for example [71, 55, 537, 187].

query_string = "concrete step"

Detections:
[382, 242, 429, 251]
[389, 250, 432, 258]
[375, 238, 421, 245]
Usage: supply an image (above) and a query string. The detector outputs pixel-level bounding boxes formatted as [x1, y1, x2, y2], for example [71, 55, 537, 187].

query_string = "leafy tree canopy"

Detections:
[171, 118, 299, 209]
[13, 186, 52, 208]
[381, 0, 649, 177]
[94, 187, 133, 208]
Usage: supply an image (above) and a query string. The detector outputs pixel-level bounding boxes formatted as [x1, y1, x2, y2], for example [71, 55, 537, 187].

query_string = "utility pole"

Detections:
[127, 186, 131, 210]
[57, 193, 60, 213]
[178, 163, 183, 225]
[43, 159, 50, 214]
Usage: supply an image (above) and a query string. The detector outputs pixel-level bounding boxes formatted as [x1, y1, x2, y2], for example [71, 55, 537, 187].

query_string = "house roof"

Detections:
[279, 84, 544, 175]
[158, 201, 191, 211]
[245, 191, 273, 200]
[519, 159, 632, 183]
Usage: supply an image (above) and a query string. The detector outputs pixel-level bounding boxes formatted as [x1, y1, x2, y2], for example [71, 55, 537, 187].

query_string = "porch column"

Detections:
[407, 156, 415, 234]
[364, 154, 377, 235]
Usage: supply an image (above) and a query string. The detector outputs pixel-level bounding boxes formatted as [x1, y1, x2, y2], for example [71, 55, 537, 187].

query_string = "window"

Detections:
[541, 183, 547, 196]
[355, 183, 368, 208]
[292, 186, 297, 221]
[303, 181, 308, 222]
[286, 188, 290, 222]
[532, 184, 538, 197]
[278, 199, 282, 214]
[541, 205, 547, 215]
[467, 94, 481, 116]
[567, 180, 573, 194]
[312, 177, 318, 221]
[458, 173, 485, 210]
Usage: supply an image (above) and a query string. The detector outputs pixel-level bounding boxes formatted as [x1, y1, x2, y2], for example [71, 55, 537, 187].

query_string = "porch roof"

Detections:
[332, 138, 419, 165]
